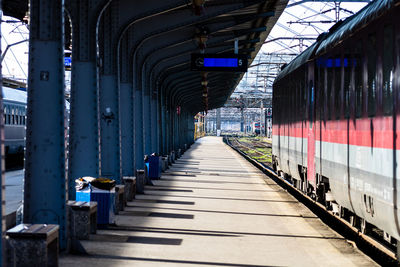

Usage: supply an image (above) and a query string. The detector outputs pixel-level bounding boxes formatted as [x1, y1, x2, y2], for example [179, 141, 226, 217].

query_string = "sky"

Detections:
[1, 14, 29, 83]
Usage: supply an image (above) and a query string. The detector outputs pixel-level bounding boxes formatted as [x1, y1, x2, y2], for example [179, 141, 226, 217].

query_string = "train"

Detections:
[272, 0, 400, 244]
[3, 86, 27, 168]
[251, 122, 264, 135]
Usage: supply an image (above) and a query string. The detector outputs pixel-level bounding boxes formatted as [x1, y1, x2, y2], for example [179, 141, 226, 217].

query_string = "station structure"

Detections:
[0, 0, 386, 266]
[0, 0, 287, 257]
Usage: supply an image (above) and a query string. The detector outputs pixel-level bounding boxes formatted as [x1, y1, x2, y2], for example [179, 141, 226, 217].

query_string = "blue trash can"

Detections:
[148, 155, 162, 179]
[76, 185, 115, 224]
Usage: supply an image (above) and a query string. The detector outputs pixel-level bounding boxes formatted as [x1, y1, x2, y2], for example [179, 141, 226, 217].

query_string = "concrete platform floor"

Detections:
[60, 137, 377, 266]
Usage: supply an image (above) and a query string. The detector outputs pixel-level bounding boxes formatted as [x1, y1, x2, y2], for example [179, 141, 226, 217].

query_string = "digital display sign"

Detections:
[191, 54, 248, 72]
[64, 57, 71, 70]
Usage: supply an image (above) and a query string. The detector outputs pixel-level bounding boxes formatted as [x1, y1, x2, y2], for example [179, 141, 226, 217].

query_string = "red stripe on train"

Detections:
[272, 116, 399, 150]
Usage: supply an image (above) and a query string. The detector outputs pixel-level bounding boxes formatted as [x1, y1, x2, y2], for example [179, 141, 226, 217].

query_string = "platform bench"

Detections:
[115, 185, 125, 214]
[67, 201, 97, 240]
[123, 176, 136, 201]
[6, 223, 59, 267]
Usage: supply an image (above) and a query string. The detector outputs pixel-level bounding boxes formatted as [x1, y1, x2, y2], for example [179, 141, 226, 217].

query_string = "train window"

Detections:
[354, 42, 363, 118]
[383, 25, 394, 115]
[334, 56, 342, 120]
[367, 33, 377, 117]
[344, 54, 351, 118]
[23, 116, 25, 125]
[316, 65, 323, 121]
[327, 60, 334, 120]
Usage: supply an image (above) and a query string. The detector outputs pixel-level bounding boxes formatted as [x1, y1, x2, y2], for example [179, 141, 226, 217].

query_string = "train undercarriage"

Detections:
[272, 155, 399, 253]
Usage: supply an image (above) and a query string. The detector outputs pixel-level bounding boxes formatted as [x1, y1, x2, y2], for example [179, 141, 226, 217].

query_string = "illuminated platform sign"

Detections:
[64, 57, 71, 69]
[191, 54, 248, 72]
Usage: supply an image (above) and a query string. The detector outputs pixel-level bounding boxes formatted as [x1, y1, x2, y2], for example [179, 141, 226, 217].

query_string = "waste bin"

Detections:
[76, 184, 115, 225]
[148, 155, 162, 179]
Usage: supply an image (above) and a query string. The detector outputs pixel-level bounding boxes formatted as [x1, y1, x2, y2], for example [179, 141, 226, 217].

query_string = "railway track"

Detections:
[228, 136, 272, 168]
[224, 135, 399, 266]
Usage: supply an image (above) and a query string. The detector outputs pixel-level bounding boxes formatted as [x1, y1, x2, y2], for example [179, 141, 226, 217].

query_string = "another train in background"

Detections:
[3, 86, 27, 169]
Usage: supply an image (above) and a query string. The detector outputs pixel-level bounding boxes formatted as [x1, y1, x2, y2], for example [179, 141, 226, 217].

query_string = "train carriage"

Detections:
[272, 0, 400, 242]
[3, 87, 27, 155]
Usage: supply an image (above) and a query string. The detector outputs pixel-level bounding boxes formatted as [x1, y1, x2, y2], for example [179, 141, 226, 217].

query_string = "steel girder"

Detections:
[65, 0, 111, 199]
[24, 0, 68, 249]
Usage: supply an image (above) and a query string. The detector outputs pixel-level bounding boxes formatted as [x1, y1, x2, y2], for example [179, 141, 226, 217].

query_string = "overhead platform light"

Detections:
[191, 54, 248, 72]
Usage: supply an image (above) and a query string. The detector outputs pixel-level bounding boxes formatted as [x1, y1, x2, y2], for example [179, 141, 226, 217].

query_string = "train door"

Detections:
[307, 62, 316, 191]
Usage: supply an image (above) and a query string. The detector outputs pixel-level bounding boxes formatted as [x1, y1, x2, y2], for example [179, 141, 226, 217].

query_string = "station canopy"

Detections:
[2, 0, 288, 113]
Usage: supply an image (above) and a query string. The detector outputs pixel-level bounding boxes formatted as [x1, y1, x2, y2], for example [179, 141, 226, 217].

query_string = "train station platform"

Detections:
[60, 137, 377, 266]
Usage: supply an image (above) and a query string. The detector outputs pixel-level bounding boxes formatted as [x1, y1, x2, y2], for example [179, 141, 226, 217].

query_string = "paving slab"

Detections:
[60, 137, 378, 267]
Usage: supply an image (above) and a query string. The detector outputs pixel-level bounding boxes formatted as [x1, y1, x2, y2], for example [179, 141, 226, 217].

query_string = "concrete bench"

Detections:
[6, 224, 59, 267]
[115, 185, 125, 214]
[67, 201, 97, 240]
[123, 176, 136, 201]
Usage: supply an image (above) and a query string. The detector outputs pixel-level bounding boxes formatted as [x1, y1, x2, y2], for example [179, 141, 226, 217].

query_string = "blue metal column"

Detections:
[168, 107, 172, 154]
[24, 0, 67, 249]
[177, 113, 181, 151]
[119, 31, 135, 176]
[172, 112, 179, 155]
[142, 65, 152, 155]
[162, 95, 170, 155]
[143, 90, 152, 155]
[0, 7, 5, 265]
[98, 7, 121, 183]
[165, 103, 170, 155]
[177, 113, 181, 150]
[135, 89, 144, 169]
[188, 113, 195, 145]
[189, 113, 194, 145]
[187, 113, 191, 146]
[183, 112, 188, 147]
[66, 0, 106, 199]
[159, 90, 165, 155]
[170, 105, 174, 153]
[151, 93, 159, 153]
[179, 114, 183, 149]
